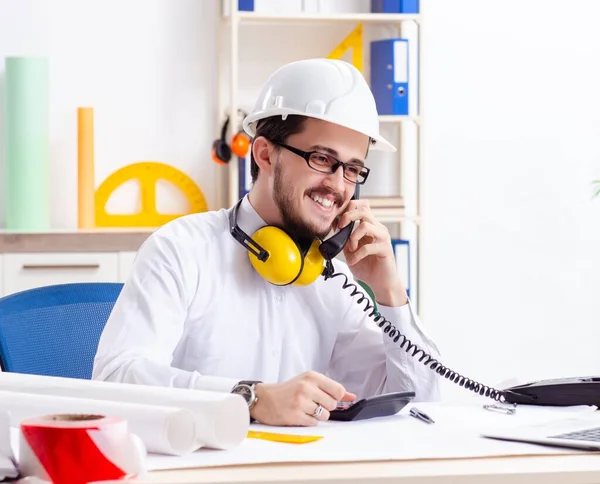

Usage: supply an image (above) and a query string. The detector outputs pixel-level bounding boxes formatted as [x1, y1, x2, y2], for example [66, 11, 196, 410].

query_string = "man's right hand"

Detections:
[250, 371, 356, 426]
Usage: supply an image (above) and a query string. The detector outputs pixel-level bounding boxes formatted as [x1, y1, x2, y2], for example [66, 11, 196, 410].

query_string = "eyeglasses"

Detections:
[275, 142, 370, 185]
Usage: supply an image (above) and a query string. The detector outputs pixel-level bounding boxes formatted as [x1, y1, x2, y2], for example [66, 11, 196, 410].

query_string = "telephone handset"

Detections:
[318, 184, 360, 261]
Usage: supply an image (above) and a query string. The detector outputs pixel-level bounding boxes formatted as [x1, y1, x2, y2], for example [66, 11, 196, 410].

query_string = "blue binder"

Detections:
[239, 0, 254, 11]
[238, 153, 252, 198]
[391, 239, 411, 298]
[370, 38, 409, 115]
[371, 0, 419, 13]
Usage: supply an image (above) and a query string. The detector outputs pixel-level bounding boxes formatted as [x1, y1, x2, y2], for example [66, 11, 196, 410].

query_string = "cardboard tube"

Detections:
[77, 107, 95, 228]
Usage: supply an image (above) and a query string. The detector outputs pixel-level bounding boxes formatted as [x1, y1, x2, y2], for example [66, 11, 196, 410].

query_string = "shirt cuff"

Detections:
[192, 375, 243, 393]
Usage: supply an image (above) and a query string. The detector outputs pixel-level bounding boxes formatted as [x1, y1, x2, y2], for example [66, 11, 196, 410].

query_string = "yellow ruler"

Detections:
[327, 23, 363, 73]
[95, 161, 208, 227]
[247, 430, 323, 444]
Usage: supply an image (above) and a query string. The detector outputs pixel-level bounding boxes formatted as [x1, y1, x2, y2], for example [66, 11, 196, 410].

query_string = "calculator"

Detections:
[329, 391, 415, 422]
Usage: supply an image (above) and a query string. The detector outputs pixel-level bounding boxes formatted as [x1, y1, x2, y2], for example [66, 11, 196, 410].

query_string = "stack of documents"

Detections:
[146, 401, 600, 471]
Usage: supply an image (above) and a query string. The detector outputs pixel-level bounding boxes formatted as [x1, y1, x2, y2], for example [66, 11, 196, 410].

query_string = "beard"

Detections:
[273, 162, 333, 243]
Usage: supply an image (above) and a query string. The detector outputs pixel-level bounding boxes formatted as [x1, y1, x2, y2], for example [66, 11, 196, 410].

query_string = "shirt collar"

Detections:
[235, 195, 267, 237]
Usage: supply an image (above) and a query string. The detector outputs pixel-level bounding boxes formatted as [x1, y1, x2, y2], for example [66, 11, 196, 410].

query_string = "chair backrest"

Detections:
[0, 282, 123, 379]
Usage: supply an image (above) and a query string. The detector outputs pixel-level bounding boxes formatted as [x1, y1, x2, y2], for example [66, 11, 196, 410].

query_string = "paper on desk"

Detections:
[146, 401, 600, 471]
[0, 411, 18, 481]
[402, 401, 598, 432]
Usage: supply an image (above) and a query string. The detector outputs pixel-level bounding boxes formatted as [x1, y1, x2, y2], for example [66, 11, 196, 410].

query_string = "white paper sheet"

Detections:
[145, 401, 600, 471]
[0, 372, 249, 454]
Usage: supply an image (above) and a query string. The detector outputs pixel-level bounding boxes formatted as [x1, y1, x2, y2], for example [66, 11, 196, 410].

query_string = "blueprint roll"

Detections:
[0, 372, 250, 452]
[0, 390, 197, 456]
[4, 56, 50, 231]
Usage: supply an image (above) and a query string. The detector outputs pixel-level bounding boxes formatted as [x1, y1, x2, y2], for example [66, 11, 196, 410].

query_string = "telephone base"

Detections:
[503, 376, 600, 407]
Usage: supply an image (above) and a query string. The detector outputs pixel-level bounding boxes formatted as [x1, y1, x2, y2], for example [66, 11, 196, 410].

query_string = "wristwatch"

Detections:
[231, 380, 261, 410]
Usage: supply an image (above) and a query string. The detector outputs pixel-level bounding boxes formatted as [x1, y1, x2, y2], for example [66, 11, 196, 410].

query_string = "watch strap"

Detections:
[233, 381, 262, 423]
[238, 380, 261, 387]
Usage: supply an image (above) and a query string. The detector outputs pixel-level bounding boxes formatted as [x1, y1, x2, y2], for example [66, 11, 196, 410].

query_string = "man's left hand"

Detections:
[337, 198, 408, 307]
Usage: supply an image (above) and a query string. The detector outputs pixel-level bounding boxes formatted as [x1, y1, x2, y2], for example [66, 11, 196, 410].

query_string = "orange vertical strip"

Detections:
[77, 107, 95, 228]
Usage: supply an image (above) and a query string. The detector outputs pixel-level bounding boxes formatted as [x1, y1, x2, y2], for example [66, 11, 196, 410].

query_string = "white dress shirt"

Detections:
[92, 196, 442, 401]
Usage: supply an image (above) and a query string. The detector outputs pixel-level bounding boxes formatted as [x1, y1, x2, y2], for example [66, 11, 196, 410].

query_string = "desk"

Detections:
[141, 454, 600, 484]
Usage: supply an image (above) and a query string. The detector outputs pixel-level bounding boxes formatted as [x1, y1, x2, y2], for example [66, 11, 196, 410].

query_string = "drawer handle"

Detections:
[22, 264, 101, 270]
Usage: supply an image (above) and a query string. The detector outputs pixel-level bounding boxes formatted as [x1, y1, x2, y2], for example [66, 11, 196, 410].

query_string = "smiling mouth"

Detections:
[307, 193, 339, 216]
[310, 193, 335, 209]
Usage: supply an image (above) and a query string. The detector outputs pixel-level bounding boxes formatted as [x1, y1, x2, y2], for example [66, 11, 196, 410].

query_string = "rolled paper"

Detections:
[0, 390, 197, 456]
[0, 372, 250, 453]
[77, 107, 95, 228]
[4, 56, 50, 231]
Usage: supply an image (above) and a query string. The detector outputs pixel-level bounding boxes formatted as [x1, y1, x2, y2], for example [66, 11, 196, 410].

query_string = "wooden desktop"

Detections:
[141, 454, 600, 484]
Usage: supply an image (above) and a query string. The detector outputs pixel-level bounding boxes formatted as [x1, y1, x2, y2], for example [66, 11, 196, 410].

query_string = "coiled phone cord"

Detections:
[323, 263, 507, 403]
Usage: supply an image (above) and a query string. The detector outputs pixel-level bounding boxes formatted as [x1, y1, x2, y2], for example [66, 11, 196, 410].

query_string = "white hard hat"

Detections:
[242, 58, 396, 152]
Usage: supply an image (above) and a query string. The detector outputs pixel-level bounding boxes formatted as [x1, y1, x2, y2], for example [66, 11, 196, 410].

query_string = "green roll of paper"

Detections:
[4, 56, 50, 231]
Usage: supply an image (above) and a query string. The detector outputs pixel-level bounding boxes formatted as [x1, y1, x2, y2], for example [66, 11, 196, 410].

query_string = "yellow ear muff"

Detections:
[293, 239, 325, 286]
[248, 226, 303, 285]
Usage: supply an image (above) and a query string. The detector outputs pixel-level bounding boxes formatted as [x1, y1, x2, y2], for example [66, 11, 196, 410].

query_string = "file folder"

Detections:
[222, 0, 254, 14]
[391, 239, 410, 298]
[238, 154, 252, 198]
[239, 0, 254, 11]
[371, 0, 419, 13]
[370, 38, 409, 115]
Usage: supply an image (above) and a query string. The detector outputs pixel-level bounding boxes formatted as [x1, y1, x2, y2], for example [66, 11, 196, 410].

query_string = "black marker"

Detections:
[409, 407, 435, 424]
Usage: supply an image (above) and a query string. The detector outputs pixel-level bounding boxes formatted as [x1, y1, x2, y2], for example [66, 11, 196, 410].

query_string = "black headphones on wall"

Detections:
[229, 186, 359, 286]
[212, 111, 251, 165]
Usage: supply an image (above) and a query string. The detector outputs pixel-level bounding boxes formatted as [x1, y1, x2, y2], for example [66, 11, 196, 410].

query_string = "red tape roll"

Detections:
[19, 414, 146, 484]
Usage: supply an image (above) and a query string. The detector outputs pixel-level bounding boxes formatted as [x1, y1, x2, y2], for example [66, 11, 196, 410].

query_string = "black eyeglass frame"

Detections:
[275, 142, 371, 185]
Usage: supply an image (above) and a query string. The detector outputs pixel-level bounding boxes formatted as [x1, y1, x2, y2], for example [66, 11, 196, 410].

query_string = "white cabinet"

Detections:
[2, 252, 119, 296]
[0, 250, 141, 298]
[118, 251, 138, 282]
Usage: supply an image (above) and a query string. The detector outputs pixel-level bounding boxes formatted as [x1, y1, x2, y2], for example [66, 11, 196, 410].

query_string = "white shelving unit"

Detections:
[230, 11, 419, 23]
[217, 0, 423, 311]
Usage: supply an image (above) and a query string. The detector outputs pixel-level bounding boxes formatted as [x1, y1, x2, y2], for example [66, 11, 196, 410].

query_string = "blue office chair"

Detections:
[0, 282, 123, 379]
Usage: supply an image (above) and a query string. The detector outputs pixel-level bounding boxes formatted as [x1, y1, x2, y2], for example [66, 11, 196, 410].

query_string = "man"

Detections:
[93, 58, 441, 427]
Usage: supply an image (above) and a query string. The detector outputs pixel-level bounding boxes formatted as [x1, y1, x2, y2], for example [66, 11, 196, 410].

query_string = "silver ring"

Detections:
[312, 404, 324, 418]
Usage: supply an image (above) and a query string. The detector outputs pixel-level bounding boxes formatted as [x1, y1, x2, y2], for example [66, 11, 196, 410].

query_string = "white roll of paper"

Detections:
[0, 391, 196, 456]
[0, 372, 249, 453]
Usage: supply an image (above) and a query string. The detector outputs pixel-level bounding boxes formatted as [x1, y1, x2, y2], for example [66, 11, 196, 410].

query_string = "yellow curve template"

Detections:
[95, 161, 208, 227]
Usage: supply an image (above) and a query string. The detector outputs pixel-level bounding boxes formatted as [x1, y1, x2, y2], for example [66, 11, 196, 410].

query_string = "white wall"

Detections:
[0, 0, 220, 227]
[1, 0, 600, 401]
[422, 0, 600, 400]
